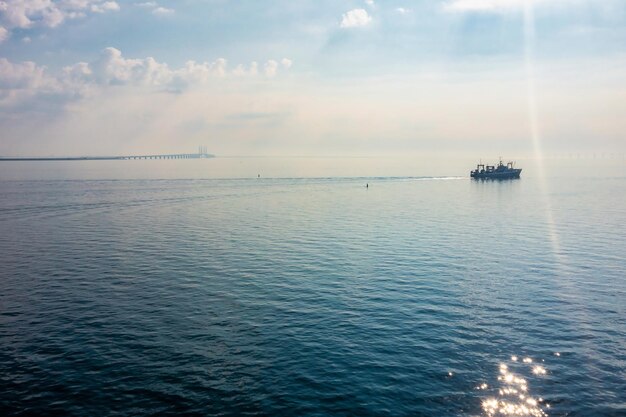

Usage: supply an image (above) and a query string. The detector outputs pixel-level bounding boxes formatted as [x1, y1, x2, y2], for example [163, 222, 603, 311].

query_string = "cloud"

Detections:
[91, 1, 120, 13]
[0, 49, 294, 111]
[0, 58, 48, 89]
[340, 8, 371, 28]
[152, 6, 174, 15]
[395, 7, 411, 14]
[0, 57, 92, 115]
[0, 1, 33, 29]
[0, 0, 119, 38]
[171, 58, 227, 87]
[133, 2, 173, 16]
[0, 25, 7, 42]
[264, 60, 278, 77]
[233, 62, 258, 77]
[91, 48, 229, 87]
[92, 47, 171, 85]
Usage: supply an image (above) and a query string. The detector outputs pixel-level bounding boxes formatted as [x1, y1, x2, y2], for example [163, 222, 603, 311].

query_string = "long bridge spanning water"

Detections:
[0, 147, 214, 161]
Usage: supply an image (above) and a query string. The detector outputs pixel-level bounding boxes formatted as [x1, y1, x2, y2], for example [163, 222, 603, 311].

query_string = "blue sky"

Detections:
[1, 0, 625, 156]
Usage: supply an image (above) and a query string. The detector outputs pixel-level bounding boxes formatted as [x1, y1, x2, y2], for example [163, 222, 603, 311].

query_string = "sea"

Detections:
[0, 157, 625, 416]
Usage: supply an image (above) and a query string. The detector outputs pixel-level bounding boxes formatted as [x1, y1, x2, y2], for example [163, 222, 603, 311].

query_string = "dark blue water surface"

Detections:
[1, 159, 625, 416]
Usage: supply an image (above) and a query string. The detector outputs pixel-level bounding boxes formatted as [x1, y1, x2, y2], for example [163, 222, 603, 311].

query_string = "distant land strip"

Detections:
[0, 153, 215, 161]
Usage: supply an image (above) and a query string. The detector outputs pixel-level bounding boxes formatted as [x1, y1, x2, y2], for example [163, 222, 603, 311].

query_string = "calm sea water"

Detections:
[1, 158, 625, 416]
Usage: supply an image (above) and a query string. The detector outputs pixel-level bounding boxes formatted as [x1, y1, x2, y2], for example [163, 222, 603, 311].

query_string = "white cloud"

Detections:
[365, 0, 375, 6]
[134, 1, 173, 16]
[340, 8, 371, 28]
[0, 0, 120, 38]
[0, 49, 294, 110]
[176, 58, 226, 81]
[63, 62, 92, 80]
[92, 47, 171, 85]
[233, 62, 258, 77]
[0, 58, 48, 89]
[91, 1, 120, 13]
[396, 7, 411, 14]
[0, 57, 75, 112]
[41, 6, 65, 27]
[0, 25, 7, 42]
[0, 0, 34, 29]
[264, 60, 278, 77]
[152, 6, 174, 15]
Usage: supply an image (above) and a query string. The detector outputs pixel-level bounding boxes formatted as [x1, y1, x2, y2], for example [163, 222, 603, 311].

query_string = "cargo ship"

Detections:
[470, 159, 521, 179]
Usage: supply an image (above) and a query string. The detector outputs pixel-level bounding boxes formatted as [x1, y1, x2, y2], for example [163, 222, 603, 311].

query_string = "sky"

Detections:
[0, 0, 625, 157]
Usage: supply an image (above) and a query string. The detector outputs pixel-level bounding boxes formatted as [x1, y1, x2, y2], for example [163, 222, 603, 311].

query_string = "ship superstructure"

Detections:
[470, 159, 521, 179]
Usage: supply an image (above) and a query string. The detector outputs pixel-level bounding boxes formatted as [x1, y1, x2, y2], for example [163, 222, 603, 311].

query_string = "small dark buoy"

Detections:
[366, 183, 369, 188]
[258, 174, 260, 178]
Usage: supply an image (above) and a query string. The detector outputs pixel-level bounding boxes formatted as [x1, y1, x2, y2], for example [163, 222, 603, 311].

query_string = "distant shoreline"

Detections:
[0, 154, 215, 161]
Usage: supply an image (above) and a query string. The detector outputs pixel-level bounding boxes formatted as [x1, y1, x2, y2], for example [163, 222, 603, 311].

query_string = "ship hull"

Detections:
[470, 169, 522, 179]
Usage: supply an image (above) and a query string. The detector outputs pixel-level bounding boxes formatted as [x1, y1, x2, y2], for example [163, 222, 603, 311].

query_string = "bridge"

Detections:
[0, 147, 214, 161]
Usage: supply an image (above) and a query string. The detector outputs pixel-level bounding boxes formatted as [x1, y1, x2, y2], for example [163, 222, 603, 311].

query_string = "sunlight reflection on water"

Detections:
[479, 356, 555, 417]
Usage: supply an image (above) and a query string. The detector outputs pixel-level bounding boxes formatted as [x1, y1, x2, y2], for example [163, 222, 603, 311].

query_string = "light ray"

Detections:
[523, 0, 563, 262]
[522, 3, 599, 403]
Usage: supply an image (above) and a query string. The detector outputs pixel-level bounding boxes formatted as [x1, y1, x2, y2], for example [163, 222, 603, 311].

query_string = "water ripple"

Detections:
[1, 174, 625, 416]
